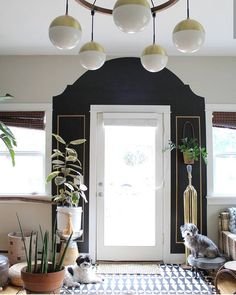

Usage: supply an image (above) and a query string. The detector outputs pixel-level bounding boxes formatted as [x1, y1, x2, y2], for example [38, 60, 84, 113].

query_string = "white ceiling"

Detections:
[0, 0, 235, 56]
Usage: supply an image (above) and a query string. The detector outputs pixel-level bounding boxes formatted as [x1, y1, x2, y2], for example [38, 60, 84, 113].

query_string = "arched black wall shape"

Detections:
[53, 57, 207, 255]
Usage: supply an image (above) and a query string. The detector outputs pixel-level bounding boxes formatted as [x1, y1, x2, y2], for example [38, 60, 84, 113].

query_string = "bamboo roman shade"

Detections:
[212, 112, 236, 130]
[0, 111, 45, 130]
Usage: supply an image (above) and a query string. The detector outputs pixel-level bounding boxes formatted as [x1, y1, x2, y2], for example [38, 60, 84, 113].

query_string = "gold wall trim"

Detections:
[57, 114, 86, 243]
[175, 116, 202, 244]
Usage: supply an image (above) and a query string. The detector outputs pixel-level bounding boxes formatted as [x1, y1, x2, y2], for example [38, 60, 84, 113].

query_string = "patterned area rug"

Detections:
[96, 263, 160, 274]
[61, 264, 216, 294]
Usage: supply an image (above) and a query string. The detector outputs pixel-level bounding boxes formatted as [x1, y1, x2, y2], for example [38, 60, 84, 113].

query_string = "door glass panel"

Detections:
[104, 125, 156, 246]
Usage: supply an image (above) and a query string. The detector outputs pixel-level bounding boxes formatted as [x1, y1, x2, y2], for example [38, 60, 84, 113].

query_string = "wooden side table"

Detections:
[214, 261, 236, 294]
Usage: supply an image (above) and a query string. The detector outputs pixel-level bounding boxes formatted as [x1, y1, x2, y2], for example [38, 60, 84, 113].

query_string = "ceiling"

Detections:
[0, 0, 235, 57]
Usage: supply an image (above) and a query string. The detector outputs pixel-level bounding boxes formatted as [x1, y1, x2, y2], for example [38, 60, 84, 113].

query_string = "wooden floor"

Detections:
[1, 277, 236, 294]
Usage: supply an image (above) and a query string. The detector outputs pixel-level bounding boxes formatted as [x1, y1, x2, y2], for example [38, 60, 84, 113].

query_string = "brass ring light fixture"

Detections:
[49, 0, 205, 72]
[74, 0, 179, 15]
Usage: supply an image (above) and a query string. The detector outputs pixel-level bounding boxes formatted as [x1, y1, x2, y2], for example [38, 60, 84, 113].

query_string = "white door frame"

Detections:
[89, 105, 172, 262]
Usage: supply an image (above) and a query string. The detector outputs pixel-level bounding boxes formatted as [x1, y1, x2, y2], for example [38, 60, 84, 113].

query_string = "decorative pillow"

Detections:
[227, 207, 236, 234]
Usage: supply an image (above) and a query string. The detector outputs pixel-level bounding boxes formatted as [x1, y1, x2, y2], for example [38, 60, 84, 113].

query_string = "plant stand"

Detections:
[58, 230, 83, 266]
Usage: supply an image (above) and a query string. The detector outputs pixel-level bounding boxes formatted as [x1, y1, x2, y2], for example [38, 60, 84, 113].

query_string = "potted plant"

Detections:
[17, 214, 72, 294]
[0, 121, 16, 166]
[167, 137, 207, 165]
[46, 134, 87, 238]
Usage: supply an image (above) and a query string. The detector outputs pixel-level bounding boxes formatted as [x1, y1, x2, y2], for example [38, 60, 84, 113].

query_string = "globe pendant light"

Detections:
[141, 13, 168, 72]
[113, 0, 152, 33]
[49, 0, 82, 50]
[78, 10, 106, 70]
[172, 0, 205, 53]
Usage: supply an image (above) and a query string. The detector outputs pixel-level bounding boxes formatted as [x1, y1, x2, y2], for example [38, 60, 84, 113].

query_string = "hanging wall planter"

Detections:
[165, 121, 207, 165]
[183, 150, 195, 165]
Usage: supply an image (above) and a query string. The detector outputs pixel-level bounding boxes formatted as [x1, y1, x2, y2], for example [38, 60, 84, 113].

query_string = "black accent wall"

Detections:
[53, 57, 207, 254]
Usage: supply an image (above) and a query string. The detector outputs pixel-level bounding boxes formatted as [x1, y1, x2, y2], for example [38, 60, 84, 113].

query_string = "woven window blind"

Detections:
[0, 111, 45, 130]
[212, 112, 236, 130]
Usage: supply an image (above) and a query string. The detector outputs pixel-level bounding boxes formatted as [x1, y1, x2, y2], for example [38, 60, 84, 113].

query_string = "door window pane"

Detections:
[104, 125, 156, 246]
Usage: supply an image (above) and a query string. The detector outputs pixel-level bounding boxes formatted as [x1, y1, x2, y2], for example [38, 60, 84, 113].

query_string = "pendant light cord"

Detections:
[152, 12, 156, 45]
[187, 0, 189, 19]
[150, 0, 156, 45]
[90, 0, 97, 42]
[65, 0, 69, 15]
[91, 10, 95, 42]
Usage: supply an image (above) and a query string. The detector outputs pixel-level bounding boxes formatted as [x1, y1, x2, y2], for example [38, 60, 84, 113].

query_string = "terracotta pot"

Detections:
[183, 151, 194, 165]
[21, 266, 65, 294]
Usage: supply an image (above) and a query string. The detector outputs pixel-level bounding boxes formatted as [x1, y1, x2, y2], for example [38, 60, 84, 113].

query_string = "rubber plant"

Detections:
[0, 121, 16, 166]
[46, 134, 88, 207]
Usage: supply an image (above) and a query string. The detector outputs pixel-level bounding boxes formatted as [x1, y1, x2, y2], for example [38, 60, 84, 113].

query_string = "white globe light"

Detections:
[113, 0, 151, 33]
[141, 44, 168, 72]
[49, 15, 82, 50]
[172, 18, 205, 53]
[79, 42, 106, 70]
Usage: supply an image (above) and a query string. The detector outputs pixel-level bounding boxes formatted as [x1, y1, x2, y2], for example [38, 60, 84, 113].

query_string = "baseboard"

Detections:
[163, 253, 185, 264]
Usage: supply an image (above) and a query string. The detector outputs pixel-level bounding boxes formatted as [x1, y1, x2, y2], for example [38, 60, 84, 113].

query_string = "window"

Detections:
[206, 105, 236, 199]
[212, 112, 236, 195]
[0, 104, 52, 196]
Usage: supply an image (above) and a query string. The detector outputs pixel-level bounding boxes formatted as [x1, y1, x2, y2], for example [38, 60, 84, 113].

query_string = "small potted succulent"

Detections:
[17, 214, 72, 294]
[167, 137, 207, 165]
[46, 134, 87, 238]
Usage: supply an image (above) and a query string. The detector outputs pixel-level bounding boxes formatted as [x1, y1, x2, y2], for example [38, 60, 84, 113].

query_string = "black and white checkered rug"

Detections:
[61, 264, 216, 294]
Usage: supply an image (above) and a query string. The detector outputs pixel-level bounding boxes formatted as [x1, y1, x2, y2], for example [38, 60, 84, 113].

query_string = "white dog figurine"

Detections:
[180, 223, 220, 258]
[63, 254, 103, 288]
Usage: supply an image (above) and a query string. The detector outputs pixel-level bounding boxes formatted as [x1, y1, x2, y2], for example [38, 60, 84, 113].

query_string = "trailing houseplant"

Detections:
[46, 134, 87, 238]
[17, 214, 72, 293]
[167, 137, 207, 164]
[0, 121, 16, 166]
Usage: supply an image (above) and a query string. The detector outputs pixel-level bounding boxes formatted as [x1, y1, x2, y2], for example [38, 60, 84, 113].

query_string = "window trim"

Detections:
[0, 103, 52, 200]
[206, 104, 236, 204]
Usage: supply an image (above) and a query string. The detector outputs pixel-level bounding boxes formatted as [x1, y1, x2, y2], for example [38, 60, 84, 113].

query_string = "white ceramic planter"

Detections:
[57, 206, 82, 238]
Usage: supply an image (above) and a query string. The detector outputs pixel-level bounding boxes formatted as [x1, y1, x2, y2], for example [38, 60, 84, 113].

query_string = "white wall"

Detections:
[0, 55, 235, 253]
[0, 56, 236, 104]
[0, 202, 51, 251]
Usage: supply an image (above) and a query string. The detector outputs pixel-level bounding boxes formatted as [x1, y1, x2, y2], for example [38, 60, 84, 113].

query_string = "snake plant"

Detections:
[17, 214, 72, 273]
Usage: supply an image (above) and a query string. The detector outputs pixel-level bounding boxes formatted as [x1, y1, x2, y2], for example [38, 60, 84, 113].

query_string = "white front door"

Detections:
[90, 105, 170, 261]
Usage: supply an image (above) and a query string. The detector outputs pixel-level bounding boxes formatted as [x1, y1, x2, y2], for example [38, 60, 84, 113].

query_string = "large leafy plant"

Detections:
[17, 214, 72, 273]
[46, 134, 87, 207]
[0, 121, 17, 166]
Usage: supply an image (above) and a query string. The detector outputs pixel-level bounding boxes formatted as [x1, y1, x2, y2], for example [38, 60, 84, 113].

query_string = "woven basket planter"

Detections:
[8, 231, 36, 265]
